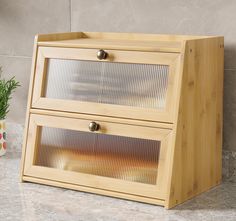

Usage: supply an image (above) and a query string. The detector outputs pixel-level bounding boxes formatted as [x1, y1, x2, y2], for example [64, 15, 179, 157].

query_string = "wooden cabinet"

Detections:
[21, 32, 224, 208]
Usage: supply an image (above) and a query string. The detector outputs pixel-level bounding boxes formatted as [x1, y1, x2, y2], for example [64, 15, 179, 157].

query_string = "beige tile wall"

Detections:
[0, 0, 235, 151]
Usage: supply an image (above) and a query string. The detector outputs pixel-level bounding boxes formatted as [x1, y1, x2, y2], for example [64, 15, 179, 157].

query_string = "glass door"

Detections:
[32, 47, 180, 122]
[24, 114, 173, 199]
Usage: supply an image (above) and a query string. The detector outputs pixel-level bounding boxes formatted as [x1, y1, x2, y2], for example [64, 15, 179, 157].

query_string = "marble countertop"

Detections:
[0, 123, 236, 221]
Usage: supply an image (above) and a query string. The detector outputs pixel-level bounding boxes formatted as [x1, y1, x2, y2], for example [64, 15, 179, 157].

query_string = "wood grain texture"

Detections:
[24, 113, 172, 200]
[37, 32, 83, 42]
[20, 35, 39, 181]
[30, 109, 174, 129]
[21, 32, 224, 209]
[23, 176, 165, 206]
[31, 46, 180, 123]
[38, 38, 183, 53]
[81, 32, 219, 41]
[37, 31, 218, 42]
[166, 37, 224, 208]
[37, 32, 221, 53]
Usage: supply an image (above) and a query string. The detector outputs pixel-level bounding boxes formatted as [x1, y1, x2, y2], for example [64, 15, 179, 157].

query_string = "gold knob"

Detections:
[97, 49, 108, 60]
[89, 122, 100, 132]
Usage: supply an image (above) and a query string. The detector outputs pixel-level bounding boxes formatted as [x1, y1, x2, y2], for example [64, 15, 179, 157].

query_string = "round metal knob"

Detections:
[97, 49, 108, 60]
[89, 122, 100, 132]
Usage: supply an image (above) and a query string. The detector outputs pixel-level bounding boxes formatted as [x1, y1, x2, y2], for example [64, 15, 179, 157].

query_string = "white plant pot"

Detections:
[0, 120, 6, 156]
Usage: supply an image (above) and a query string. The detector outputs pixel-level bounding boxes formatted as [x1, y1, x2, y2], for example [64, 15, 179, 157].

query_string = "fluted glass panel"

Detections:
[44, 59, 169, 109]
[35, 126, 161, 185]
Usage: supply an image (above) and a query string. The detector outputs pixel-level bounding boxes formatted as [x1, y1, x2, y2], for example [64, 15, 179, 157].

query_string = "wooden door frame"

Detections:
[32, 47, 180, 123]
[23, 113, 173, 200]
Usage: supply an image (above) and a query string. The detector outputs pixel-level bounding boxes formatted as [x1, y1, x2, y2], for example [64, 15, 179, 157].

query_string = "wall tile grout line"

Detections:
[224, 68, 236, 71]
[0, 54, 31, 59]
[69, 0, 72, 32]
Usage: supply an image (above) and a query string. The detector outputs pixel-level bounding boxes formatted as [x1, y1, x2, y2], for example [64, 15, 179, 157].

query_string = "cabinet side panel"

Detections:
[20, 36, 39, 181]
[167, 37, 224, 208]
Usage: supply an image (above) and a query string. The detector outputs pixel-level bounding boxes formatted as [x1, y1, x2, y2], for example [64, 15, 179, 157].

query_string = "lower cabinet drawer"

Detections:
[23, 114, 173, 201]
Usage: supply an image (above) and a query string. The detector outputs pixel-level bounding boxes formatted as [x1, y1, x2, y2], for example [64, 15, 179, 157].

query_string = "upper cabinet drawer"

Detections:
[32, 47, 181, 122]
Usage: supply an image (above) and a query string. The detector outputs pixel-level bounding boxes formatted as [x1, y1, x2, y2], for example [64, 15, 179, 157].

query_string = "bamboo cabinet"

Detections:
[21, 32, 224, 209]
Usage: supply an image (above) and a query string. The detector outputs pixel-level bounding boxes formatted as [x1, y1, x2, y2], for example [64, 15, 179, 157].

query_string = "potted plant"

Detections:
[0, 67, 20, 156]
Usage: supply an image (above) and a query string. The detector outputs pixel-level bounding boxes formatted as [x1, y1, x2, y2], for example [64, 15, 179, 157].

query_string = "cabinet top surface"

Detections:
[36, 32, 223, 53]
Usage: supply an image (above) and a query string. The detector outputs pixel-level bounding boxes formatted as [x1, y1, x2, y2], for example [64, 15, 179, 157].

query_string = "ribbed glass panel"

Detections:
[35, 126, 161, 185]
[44, 59, 169, 109]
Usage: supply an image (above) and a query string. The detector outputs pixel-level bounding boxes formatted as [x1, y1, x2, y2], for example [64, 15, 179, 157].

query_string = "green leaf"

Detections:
[0, 67, 20, 120]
